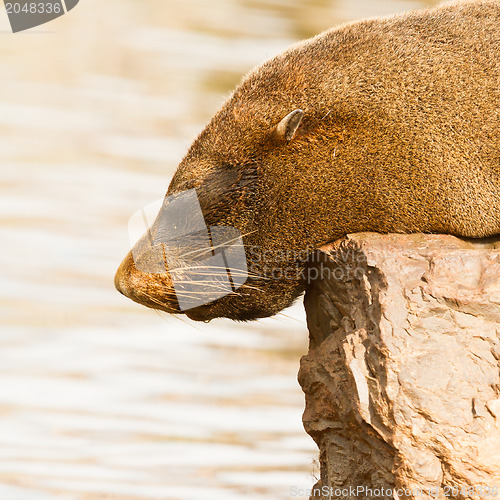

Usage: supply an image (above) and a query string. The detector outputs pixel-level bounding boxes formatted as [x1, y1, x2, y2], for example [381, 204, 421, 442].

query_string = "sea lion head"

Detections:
[115, 91, 315, 321]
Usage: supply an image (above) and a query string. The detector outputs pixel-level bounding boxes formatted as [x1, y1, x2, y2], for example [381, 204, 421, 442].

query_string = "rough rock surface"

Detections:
[299, 233, 500, 500]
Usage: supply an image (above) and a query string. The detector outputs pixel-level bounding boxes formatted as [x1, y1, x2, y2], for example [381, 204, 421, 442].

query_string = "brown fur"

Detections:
[116, 0, 499, 321]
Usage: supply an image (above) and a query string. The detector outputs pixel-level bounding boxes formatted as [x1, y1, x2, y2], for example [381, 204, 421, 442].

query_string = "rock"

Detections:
[299, 233, 500, 500]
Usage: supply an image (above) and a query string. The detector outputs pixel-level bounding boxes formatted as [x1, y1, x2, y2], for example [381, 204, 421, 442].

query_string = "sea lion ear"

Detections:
[275, 109, 304, 141]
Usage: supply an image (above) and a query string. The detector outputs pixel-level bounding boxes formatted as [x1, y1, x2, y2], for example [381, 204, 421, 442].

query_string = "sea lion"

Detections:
[115, 0, 499, 321]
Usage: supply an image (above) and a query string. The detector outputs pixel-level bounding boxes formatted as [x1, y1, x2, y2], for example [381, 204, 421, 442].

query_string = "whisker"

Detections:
[162, 278, 265, 293]
[170, 313, 199, 329]
[147, 295, 204, 330]
[142, 291, 172, 309]
[157, 228, 259, 262]
[154, 278, 265, 294]
[167, 265, 265, 280]
[153, 308, 170, 321]
[272, 312, 305, 324]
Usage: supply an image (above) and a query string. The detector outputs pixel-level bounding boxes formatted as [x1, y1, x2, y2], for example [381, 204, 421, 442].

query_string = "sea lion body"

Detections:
[116, 0, 500, 321]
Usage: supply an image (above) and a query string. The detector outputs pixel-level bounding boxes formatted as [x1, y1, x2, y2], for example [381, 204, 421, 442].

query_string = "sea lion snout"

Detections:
[114, 249, 181, 314]
[114, 251, 137, 299]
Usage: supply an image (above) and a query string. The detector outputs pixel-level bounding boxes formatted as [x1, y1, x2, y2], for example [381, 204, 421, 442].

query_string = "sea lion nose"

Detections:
[114, 250, 181, 314]
[114, 269, 127, 297]
[114, 251, 137, 299]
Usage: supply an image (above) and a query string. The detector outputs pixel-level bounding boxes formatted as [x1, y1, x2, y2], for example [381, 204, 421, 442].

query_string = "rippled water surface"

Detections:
[0, 0, 438, 498]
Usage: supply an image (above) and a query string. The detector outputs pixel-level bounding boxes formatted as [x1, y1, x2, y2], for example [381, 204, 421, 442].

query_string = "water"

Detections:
[0, 0, 439, 498]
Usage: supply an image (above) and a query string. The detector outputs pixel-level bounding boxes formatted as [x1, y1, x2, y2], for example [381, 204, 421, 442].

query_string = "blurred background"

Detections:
[0, 0, 440, 499]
